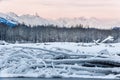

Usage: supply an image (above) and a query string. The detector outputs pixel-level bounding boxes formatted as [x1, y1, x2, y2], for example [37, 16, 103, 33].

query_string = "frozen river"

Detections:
[0, 43, 120, 78]
[0, 78, 119, 80]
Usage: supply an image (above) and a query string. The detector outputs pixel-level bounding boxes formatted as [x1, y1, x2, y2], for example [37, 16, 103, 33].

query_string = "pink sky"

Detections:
[0, 0, 120, 19]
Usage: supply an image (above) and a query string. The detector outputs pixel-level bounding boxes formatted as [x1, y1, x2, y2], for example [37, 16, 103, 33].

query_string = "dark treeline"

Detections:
[0, 23, 120, 43]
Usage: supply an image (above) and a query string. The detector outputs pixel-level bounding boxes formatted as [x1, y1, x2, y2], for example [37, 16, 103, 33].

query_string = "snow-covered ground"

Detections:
[0, 42, 120, 79]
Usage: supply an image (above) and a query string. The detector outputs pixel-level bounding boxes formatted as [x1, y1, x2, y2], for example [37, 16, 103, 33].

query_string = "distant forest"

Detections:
[0, 23, 120, 43]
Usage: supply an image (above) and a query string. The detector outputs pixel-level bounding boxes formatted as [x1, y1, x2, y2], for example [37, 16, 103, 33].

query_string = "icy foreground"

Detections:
[0, 42, 120, 79]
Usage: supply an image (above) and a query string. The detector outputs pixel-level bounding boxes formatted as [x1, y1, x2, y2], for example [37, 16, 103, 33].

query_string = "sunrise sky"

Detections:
[0, 0, 120, 19]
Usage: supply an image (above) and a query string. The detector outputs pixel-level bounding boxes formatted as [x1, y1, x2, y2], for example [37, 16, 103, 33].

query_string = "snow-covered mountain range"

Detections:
[0, 12, 120, 29]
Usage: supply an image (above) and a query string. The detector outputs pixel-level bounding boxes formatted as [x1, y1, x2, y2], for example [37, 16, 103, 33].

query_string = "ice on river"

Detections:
[0, 42, 120, 79]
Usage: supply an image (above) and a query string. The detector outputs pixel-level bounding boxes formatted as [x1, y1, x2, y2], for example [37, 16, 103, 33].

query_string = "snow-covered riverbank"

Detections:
[0, 42, 120, 79]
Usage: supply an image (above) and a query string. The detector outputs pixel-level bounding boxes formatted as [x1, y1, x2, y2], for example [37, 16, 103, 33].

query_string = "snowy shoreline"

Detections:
[0, 42, 120, 79]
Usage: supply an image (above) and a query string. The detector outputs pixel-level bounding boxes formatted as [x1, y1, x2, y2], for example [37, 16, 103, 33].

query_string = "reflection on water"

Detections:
[0, 78, 119, 80]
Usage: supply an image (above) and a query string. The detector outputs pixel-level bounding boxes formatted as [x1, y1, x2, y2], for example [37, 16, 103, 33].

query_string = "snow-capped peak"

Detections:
[0, 12, 18, 27]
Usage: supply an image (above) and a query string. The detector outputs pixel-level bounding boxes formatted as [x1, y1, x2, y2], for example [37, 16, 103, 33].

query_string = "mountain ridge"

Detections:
[0, 12, 120, 29]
